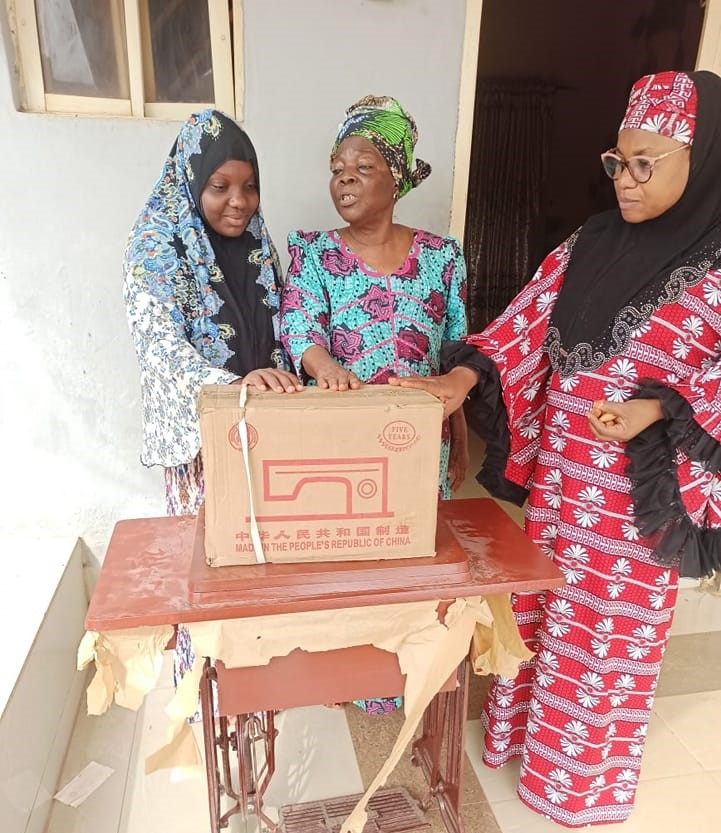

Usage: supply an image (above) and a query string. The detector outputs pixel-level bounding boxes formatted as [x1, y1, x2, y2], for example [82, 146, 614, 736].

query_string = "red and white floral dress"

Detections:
[454, 231, 721, 826]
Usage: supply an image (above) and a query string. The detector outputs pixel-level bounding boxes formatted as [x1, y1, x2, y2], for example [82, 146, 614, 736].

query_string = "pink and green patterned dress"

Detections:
[280, 227, 468, 714]
[280, 228, 468, 502]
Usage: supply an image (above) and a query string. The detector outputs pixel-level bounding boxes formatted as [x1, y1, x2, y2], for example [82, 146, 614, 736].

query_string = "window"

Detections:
[9, 0, 243, 118]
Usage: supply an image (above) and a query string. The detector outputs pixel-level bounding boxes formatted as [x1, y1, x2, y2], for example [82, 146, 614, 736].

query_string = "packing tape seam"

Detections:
[238, 385, 266, 564]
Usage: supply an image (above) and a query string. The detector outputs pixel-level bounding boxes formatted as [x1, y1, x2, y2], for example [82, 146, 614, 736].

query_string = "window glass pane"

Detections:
[35, 0, 129, 98]
[145, 0, 214, 103]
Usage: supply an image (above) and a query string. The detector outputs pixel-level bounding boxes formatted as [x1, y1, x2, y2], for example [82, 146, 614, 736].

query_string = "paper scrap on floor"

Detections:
[54, 761, 114, 807]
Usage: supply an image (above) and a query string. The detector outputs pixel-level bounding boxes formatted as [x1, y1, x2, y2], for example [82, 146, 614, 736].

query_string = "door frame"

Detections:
[450, 0, 721, 240]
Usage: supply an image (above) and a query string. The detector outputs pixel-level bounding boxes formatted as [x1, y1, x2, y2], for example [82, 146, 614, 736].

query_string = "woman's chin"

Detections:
[215, 222, 249, 237]
[618, 204, 646, 224]
[333, 206, 354, 224]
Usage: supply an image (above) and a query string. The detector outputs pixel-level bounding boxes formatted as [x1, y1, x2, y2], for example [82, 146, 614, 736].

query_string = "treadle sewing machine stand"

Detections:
[199, 667, 279, 833]
[197, 647, 469, 833]
[85, 499, 564, 833]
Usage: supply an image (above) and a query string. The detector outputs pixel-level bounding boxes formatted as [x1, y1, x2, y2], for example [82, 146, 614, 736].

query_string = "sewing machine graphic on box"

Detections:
[253, 457, 393, 521]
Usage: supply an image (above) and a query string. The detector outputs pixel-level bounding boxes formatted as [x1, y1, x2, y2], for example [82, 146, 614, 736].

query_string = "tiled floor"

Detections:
[45, 629, 721, 833]
[45, 438, 721, 833]
[464, 678, 721, 833]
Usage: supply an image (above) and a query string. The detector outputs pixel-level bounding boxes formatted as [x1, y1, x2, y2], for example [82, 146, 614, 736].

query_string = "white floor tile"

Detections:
[670, 588, 721, 636]
[615, 773, 719, 832]
[491, 796, 583, 833]
[490, 772, 719, 833]
[228, 815, 261, 833]
[119, 702, 361, 831]
[652, 691, 721, 771]
[264, 706, 363, 808]
[45, 702, 138, 833]
[464, 719, 521, 802]
[638, 708, 703, 780]
[46, 697, 362, 833]
[119, 688, 208, 833]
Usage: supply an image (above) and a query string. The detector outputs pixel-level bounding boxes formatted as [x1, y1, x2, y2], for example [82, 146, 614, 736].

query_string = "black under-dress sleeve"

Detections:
[625, 379, 721, 578]
[442, 341, 528, 507]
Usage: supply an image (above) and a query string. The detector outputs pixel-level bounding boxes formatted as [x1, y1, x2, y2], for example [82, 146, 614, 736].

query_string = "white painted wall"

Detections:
[0, 0, 467, 558]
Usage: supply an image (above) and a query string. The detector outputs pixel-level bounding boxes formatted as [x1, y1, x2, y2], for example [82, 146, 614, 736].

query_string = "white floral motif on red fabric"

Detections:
[619, 71, 697, 144]
[469, 233, 721, 825]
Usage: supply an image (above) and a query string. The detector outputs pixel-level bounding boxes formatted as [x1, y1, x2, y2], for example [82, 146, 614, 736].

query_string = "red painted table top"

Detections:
[85, 498, 564, 631]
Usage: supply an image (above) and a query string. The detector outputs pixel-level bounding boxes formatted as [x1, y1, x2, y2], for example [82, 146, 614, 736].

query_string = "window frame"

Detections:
[8, 0, 244, 119]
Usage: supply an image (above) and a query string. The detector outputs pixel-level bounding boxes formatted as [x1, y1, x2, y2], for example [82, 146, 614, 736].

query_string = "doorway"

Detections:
[464, 0, 706, 331]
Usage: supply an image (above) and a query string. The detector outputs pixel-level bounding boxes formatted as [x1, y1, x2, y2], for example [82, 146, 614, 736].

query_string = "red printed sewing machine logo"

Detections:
[379, 420, 418, 452]
[228, 423, 258, 451]
[257, 458, 392, 521]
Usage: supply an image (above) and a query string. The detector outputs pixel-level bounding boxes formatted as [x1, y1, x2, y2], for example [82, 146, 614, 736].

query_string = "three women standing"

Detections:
[123, 73, 721, 826]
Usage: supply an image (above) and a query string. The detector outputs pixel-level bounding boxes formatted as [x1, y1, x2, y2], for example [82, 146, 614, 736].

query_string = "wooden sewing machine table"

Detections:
[85, 498, 563, 833]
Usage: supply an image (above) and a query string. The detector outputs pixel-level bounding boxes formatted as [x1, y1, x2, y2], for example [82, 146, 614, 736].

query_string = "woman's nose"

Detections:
[339, 170, 357, 184]
[229, 191, 247, 208]
[617, 165, 638, 188]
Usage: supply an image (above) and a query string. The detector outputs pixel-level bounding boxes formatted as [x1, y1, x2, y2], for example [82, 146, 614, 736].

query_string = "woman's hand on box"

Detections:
[301, 346, 363, 391]
[233, 368, 303, 393]
[388, 367, 479, 418]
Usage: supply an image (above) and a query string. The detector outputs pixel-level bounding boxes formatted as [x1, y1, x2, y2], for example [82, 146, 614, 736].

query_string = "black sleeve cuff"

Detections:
[626, 379, 721, 578]
[441, 341, 528, 507]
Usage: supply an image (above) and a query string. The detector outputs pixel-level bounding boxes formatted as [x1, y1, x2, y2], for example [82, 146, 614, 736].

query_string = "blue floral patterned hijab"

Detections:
[124, 110, 284, 374]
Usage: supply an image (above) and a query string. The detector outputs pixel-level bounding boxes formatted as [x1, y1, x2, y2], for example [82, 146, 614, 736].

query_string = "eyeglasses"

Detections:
[600, 144, 689, 184]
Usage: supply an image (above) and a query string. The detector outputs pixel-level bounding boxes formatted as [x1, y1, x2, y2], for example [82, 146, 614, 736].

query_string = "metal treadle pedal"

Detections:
[278, 786, 431, 833]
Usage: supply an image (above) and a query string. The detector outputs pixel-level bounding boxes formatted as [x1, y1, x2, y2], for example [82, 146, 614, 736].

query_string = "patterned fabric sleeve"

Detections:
[280, 231, 332, 375]
[660, 364, 721, 445]
[625, 376, 721, 578]
[124, 265, 238, 467]
[442, 238, 468, 342]
[461, 235, 575, 491]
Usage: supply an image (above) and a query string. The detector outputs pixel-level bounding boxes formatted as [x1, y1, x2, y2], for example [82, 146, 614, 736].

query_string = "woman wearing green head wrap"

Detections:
[281, 96, 470, 712]
[331, 94, 432, 199]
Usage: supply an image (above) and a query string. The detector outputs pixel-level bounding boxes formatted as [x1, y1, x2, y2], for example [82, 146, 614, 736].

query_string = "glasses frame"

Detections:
[600, 143, 690, 184]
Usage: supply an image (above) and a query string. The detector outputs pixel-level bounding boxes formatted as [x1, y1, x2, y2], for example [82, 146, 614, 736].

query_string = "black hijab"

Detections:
[187, 112, 277, 376]
[548, 71, 721, 372]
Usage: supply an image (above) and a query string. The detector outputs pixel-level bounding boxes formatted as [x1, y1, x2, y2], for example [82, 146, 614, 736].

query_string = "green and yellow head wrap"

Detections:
[331, 95, 431, 199]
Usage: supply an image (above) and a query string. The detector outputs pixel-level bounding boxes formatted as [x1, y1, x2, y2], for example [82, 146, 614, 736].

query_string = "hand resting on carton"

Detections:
[232, 368, 303, 393]
[301, 345, 363, 391]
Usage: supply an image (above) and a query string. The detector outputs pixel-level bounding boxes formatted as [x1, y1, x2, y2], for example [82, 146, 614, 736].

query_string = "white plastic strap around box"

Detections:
[238, 385, 266, 564]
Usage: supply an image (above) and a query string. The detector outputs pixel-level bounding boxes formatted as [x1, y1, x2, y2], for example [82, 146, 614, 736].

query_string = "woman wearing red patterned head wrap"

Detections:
[390, 71, 721, 826]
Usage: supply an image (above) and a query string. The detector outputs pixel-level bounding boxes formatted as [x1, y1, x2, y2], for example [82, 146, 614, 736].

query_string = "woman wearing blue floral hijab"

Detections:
[124, 109, 300, 510]
[124, 110, 301, 696]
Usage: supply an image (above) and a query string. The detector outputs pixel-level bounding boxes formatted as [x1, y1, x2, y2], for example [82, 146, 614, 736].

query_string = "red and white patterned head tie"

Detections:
[619, 71, 697, 145]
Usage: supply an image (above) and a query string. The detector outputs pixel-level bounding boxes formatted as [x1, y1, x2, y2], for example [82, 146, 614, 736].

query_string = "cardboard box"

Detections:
[198, 385, 443, 566]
